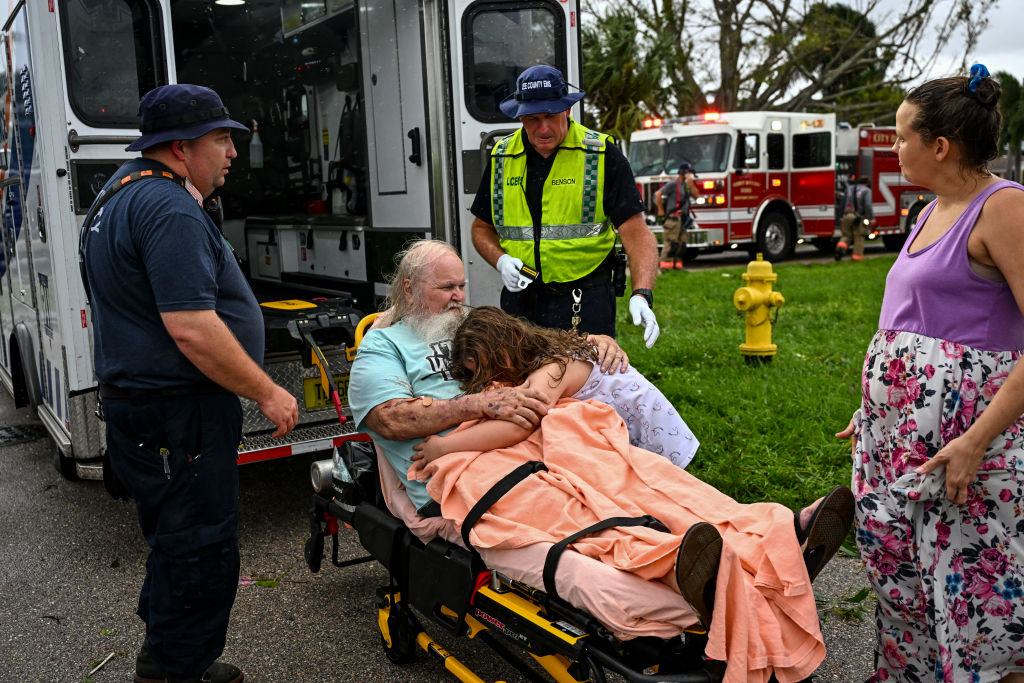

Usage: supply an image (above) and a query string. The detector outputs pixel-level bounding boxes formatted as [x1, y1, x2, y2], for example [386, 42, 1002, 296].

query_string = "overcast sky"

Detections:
[891, 0, 1022, 84]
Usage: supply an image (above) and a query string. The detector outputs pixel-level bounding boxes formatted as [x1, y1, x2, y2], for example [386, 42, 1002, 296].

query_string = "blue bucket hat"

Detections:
[498, 65, 585, 119]
[126, 84, 249, 152]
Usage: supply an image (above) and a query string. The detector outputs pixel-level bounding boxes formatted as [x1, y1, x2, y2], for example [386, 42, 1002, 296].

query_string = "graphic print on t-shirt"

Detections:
[426, 340, 454, 381]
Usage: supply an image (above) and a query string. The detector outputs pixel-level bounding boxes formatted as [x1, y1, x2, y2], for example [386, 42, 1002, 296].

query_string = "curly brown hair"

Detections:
[450, 306, 598, 394]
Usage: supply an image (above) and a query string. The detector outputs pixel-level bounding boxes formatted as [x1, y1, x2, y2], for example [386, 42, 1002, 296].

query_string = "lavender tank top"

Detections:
[878, 179, 1024, 351]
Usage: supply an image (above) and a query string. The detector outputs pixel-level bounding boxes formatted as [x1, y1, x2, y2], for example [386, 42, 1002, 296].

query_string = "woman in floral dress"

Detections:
[842, 66, 1024, 682]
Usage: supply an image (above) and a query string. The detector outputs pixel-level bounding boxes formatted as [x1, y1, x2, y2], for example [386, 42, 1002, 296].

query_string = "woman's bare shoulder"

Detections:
[978, 185, 1024, 243]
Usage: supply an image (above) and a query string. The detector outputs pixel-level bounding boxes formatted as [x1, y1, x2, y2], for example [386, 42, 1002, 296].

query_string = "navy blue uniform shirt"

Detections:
[85, 158, 263, 389]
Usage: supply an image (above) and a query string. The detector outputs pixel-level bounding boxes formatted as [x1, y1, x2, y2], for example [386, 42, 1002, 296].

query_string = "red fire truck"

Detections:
[835, 125, 935, 251]
[628, 112, 934, 261]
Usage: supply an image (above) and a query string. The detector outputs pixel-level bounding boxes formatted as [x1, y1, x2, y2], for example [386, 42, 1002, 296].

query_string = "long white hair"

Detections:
[385, 239, 460, 323]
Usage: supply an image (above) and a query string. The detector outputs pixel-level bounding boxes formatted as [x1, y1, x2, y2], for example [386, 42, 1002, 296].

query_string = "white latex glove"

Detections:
[629, 295, 660, 348]
[496, 253, 531, 292]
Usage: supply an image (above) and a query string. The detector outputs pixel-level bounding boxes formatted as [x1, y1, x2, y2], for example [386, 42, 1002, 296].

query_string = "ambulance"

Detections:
[0, 0, 581, 481]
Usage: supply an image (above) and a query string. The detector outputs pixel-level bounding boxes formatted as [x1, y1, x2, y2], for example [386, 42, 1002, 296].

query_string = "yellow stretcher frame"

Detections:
[305, 313, 719, 683]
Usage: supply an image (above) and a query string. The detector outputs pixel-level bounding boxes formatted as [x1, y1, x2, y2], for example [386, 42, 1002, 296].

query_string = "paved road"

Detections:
[668, 239, 893, 270]
[0, 395, 876, 682]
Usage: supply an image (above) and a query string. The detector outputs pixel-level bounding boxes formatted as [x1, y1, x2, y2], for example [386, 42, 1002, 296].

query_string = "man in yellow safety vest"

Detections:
[470, 65, 660, 348]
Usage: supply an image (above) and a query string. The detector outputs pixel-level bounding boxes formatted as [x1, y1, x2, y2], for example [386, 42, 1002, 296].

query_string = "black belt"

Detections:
[98, 382, 227, 400]
[537, 251, 614, 295]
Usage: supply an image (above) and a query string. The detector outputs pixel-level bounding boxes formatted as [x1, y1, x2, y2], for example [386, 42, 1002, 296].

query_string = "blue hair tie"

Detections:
[968, 63, 990, 92]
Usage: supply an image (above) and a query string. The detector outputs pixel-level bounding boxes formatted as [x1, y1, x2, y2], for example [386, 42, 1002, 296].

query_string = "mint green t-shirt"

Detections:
[348, 322, 461, 511]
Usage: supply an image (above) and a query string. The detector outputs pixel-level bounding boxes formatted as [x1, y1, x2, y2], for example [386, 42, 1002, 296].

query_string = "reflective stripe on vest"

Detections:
[489, 120, 615, 283]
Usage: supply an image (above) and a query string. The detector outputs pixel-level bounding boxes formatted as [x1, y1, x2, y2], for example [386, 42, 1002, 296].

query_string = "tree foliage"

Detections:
[994, 71, 1024, 182]
[581, 0, 998, 126]
[581, 7, 666, 141]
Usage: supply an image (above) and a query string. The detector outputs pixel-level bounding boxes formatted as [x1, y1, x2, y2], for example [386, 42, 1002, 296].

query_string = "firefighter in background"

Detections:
[470, 65, 660, 348]
[655, 162, 699, 270]
[836, 176, 876, 261]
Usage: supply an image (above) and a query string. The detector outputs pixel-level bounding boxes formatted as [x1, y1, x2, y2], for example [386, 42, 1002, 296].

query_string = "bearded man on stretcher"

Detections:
[349, 240, 852, 683]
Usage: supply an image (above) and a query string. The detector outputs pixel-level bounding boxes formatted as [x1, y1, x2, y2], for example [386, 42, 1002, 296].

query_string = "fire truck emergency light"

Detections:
[642, 118, 663, 129]
[703, 111, 720, 121]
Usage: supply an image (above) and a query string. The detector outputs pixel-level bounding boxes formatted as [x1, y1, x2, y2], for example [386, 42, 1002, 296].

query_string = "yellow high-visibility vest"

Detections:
[488, 119, 615, 283]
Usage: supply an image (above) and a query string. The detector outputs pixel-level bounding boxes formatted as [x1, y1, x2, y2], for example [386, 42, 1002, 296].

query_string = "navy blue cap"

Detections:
[498, 65, 585, 119]
[679, 162, 694, 175]
[126, 84, 248, 152]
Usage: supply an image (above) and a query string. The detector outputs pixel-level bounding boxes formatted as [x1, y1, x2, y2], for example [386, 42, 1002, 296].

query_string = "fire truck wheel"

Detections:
[680, 246, 700, 264]
[52, 442, 79, 481]
[756, 212, 794, 262]
[882, 234, 907, 251]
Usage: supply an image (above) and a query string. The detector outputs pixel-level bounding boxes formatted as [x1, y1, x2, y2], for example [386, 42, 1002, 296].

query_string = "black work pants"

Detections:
[501, 278, 616, 337]
[103, 391, 242, 676]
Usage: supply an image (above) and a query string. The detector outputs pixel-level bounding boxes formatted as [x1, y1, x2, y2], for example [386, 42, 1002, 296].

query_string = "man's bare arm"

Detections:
[471, 217, 506, 268]
[364, 384, 549, 441]
[161, 309, 298, 437]
[618, 212, 659, 291]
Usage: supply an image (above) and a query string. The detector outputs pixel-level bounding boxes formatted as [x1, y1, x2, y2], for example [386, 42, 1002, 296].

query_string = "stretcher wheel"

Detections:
[380, 603, 418, 664]
[379, 633, 416, 665]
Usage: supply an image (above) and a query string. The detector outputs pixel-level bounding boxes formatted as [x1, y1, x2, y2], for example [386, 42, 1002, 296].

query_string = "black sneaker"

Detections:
[796, 486, 854, 582]
[136, 644, 244, 683]
[674, 522, 722, 629]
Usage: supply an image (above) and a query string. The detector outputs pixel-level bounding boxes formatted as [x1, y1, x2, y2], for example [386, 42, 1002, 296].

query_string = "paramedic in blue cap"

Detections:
[84, 84, 298, 683]
[470, 65, 660, 347]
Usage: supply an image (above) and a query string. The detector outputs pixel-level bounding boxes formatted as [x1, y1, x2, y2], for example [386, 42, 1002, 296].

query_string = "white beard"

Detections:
[405, 304, 467, 344]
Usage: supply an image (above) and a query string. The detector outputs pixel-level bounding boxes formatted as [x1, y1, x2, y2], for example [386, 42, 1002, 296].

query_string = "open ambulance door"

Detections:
[359, 0, 431, 231]
[447, 0, 580, 307]
[53, 0, 168, 393]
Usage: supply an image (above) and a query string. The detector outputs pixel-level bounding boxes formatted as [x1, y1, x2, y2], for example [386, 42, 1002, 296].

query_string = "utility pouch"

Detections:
[612, 250, 627, 297]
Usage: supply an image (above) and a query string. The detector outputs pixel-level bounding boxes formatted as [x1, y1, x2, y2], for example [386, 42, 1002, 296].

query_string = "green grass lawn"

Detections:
[617, 253, 897, 511]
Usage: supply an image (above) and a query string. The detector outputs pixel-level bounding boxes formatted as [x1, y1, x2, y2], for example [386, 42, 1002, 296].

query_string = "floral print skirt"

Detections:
[853, 330, 1024, 682]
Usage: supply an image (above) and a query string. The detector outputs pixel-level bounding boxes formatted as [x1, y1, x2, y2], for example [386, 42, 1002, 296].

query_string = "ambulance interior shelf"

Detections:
[244, 216, 426, 311]
[171, 2, 366, 220]
[245, 216, 367, 288]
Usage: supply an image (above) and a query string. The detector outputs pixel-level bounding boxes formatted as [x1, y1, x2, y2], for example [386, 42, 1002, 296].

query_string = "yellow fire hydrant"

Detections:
[733, 253, 785, 362]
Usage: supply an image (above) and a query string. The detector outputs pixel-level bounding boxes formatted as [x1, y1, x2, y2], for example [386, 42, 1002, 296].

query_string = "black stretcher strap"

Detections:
[461, 460, 548, 554]
[542, 514, 669, 601]
[459, 461, 671, 605]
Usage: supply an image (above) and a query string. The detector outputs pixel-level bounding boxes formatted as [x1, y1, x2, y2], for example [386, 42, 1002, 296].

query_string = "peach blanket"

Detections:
[414, 398, 826, 683]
